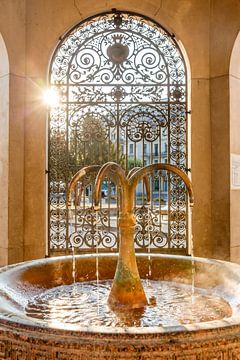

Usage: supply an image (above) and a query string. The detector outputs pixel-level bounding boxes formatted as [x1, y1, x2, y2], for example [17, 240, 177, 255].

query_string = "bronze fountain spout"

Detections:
[94, 162, 194, 310]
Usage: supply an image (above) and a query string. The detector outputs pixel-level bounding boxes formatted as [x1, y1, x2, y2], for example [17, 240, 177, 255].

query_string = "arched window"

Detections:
[48, 11, 189, 256]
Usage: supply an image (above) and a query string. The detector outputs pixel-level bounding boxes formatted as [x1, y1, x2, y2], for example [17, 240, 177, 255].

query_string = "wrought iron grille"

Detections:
[48, 11, 189, 256]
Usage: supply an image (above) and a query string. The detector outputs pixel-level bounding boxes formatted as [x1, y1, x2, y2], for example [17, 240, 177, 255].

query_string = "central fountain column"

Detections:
[94, 162, 149, 309]
[94, 161, 194, 310]
[108, 188, 148, 309]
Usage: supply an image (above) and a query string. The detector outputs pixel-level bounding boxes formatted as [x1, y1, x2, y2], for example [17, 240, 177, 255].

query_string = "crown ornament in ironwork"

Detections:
[113, 12, 123, 28]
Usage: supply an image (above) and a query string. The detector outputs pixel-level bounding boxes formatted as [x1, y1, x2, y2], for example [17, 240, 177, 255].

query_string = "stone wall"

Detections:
[0, 0, 26, 265]
[210, 0, 240, 261]
[0, 0, 240, 264]
[0, 34, 9, 266]
[230, 32, 240, 262]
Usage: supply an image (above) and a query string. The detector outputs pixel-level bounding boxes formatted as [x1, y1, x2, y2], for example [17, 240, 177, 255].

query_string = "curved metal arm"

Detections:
[129, 163, 194, 206]
[68, 165, 101, 203]
[94, 162, 127, 206]
[127, 167, 151, 203]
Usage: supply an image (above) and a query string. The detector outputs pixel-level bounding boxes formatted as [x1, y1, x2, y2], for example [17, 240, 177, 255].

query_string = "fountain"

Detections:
[1, 163, 240, 359]
[94, 162, 193, 310]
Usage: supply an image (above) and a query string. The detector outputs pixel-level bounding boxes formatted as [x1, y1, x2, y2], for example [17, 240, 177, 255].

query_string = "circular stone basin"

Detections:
[1, 254, 240, 359]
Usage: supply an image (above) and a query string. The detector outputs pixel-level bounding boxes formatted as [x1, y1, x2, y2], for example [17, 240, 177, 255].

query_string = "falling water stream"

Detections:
[147, 205, 152, 285]
[190, 207, 195, 304]
[71, 246, 76, 284]
[95, 208, 100, 314]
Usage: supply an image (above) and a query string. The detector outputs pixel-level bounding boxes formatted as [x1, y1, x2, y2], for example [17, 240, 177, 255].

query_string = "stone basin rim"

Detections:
[0, 253, 240, 335]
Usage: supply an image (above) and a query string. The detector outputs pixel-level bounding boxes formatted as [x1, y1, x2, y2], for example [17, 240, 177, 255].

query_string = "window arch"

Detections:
[48, 11, 189, 255]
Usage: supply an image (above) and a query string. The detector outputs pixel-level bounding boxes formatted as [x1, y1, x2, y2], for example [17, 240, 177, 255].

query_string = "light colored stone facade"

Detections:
[0, 0, 240, 265]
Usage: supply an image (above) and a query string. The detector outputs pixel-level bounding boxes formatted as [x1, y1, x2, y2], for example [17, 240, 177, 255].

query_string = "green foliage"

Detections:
[127, 158, 143, 170]
[50, 113, 126, 181]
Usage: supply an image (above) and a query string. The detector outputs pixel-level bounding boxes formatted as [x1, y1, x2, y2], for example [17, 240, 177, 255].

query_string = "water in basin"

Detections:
[25, 279, 232, 329]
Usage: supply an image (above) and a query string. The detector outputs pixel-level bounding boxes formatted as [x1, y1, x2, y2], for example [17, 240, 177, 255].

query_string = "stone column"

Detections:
[0, 34, 9, 266]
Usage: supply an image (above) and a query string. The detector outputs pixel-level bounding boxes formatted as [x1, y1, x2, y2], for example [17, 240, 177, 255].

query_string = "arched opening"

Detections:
[47, 11, 190, 256]
[230, 31, 240, 263]
[0, 33, 9, 266]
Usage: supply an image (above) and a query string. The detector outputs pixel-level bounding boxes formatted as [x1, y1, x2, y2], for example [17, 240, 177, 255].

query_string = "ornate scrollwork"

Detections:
[48, 11, 188, 254]
[69, 207, 117, 250]
[121, 105, 167, 142]
[135, 206, 168, 249]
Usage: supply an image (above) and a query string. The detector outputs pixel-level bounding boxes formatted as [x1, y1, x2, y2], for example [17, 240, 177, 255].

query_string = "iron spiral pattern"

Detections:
[48, 11, 188, 254]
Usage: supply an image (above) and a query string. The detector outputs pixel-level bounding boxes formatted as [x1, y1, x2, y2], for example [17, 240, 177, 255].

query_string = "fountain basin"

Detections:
[1, 254, 240, 359]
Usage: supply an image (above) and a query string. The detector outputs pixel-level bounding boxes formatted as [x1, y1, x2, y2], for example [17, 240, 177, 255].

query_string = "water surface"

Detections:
[25, 280, 232, 328]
